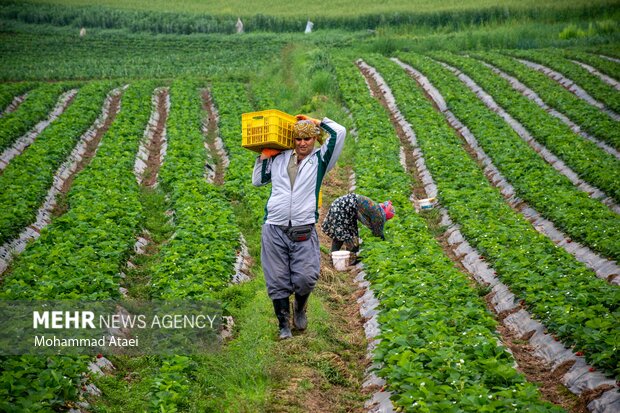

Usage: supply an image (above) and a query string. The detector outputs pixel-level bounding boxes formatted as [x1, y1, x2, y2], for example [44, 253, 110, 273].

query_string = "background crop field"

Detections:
[20, 0, 620, 17]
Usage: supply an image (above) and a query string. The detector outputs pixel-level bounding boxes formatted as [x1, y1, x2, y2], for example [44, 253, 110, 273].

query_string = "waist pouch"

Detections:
[279, 224, 314, 242]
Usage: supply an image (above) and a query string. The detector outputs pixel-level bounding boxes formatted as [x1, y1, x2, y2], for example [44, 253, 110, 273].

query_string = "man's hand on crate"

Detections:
[260, 148, 282, 160]
[296, 114, 320, 126]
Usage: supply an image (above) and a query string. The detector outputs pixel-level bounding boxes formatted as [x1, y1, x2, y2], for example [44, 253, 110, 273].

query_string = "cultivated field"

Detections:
[0, 1, 619, 412]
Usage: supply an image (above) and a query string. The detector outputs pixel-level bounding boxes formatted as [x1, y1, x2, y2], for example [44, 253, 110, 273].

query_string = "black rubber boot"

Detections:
[293, 293, 309, 331]
[331, 239, 344, 252]
[350, 244, 360, 265]
[349, 252, 359, 265]
[272, 297, 292, 340]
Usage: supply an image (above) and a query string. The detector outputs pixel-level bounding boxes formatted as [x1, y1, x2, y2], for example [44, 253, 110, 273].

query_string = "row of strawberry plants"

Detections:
[0, 354, 91, 412]
[590, 47, 620, 60]
[397, 52, 620, 263]
[0, 81, 113, 246]
[210, 82, 272, 244]
[391, 55, 620, 370]
[1, 81, 156, 300]
[148, 79, 240, 299]
[0, 81, 37, 113]
[334, 54, 563, 412]
[563, 49, 620, 81]
[506, 49, 620, 114]
[365, 57, 620, 411]
[81, 82, 232, 412]
[0, 82, 157, 411]
[0, 82, 71, 153]
[141, 82, 261, 412]
[473, 52, 620, 151]
[429, 51, 620, 204]
[365, 53, 620, 379]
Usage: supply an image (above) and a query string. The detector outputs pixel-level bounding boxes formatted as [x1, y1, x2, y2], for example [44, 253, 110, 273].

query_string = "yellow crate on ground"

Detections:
[242, 109, 296, 153]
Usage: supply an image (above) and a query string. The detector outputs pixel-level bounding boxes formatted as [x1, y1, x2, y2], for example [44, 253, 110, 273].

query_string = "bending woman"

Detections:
[321, 193, 395, 254]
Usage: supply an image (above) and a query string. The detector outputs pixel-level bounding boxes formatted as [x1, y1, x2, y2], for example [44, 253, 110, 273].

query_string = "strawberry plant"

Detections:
[560, 49, 620, 81]
[0, 81, 37, 113]
[0, 82, 72, 153]
[150, 79, 240, 299]
[473, 52, 620, 151]
[429, 51, 620, 204]
[506, 49, 620, 114]
[0, 81, 114, 245]
[366, 53, 620, 378]
[0, 81, 157, 410]
[397, 52, 620, 263]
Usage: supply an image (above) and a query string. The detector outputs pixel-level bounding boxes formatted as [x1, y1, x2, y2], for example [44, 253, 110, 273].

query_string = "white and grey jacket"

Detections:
[252, 117, 346, 226]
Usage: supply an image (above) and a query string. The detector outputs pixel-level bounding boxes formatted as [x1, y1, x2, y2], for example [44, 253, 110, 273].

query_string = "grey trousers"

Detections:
[261, 223, 321, 299]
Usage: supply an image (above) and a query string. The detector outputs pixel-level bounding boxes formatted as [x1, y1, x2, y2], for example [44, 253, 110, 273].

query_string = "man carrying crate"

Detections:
[252, 115, 346, 339]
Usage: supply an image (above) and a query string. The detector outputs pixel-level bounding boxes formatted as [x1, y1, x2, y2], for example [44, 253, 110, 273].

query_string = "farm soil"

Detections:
[143, 88, 168, 187]
[359, 60, 583, 413]
[53, 92, 120, 216]
[202, 89, 225, 186]
[125, 88, 173, 294]
[1, 94, 26, 117]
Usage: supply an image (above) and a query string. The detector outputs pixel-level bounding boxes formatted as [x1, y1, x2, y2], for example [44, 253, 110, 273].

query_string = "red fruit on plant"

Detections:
[96, 353, 103, 359]
[575, 351, 584, 356]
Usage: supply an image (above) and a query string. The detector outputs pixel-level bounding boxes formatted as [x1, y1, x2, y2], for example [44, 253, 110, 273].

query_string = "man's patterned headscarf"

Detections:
[293, 120, 321, 139]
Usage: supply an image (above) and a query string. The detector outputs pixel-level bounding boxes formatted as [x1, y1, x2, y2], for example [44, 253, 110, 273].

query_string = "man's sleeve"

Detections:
[318, 118, 346, 173]
[252, 156, 272, 186]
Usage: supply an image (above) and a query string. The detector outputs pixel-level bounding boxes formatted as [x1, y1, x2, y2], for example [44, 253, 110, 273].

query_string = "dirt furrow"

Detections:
[0, 93, 28, 118]
[134, 87, 169, 188]
[0, 87, 122, 276]
[202, 88, 229, 186]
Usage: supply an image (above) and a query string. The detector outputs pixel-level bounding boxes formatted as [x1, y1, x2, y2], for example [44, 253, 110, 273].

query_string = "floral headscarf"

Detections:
[380, 201, 395, 220]
[293, 120, 321, 139]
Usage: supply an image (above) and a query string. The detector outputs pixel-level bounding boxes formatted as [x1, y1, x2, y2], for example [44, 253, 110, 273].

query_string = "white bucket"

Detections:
[331, 251, 350, 271]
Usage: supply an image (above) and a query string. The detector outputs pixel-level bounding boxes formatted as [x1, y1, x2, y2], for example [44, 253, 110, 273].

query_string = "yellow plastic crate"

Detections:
[242, 109, 296, 153]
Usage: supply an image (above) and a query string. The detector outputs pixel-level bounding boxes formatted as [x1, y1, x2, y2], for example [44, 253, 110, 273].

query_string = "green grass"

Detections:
[369, 18, 620, 52]
[92, 278, 276, 413]
[17, 0, 620, 18]
[122, 186, 175, 300]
